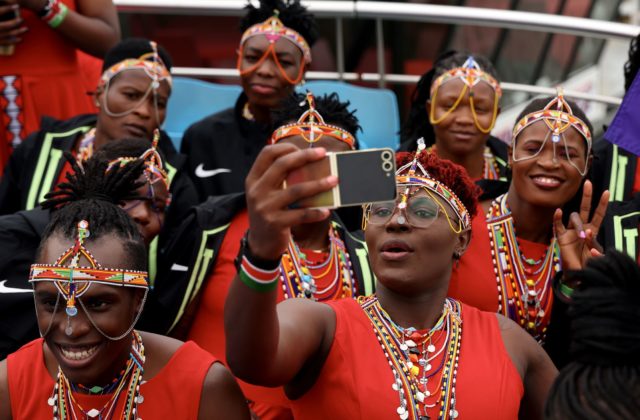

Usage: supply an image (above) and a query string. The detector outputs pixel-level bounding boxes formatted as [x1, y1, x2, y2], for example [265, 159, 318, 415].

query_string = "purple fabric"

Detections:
[605, 72, 640, 156]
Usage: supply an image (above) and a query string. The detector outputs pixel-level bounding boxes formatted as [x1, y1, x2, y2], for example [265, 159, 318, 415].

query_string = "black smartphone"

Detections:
[285, 148, 397, 209]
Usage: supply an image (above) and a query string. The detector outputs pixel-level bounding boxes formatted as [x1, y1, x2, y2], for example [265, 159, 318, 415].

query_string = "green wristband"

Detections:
[48, 3, 69, 29]
[238, 267, 278, 293]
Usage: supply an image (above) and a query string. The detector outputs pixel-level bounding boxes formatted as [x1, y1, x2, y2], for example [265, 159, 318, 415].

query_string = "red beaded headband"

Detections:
[240, 14, 311, 64]
[99, 41, 172, 90]
[270, 92, 356, 149]
[29, 221, 150, 319]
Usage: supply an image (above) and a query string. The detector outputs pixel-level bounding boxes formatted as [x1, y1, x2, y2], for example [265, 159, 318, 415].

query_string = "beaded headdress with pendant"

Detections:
[270, 91, 356, 149]
[395, 139, 471, 231]
[29, 220, 149, 337]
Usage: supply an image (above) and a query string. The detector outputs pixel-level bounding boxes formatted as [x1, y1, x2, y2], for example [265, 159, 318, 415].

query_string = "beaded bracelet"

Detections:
[238, 255, 280, 292]
[40, 0, 69, 29]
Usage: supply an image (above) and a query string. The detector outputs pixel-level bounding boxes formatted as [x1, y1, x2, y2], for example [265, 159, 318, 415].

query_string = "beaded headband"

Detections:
[29, 221, 150, 320]
[107, 129, 170, 191]
[430, 56, 502, 98]
[99, 41, 172, 90]
[396, 139, 471, 231]
[240, 13, 311, 64]
[270, 92, 356, 149]
[512, 90, 592, 145]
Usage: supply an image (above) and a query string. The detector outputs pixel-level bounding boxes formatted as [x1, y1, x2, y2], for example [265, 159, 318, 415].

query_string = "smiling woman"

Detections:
[448, 92, 609, 366]
[0, 179, 249, 419]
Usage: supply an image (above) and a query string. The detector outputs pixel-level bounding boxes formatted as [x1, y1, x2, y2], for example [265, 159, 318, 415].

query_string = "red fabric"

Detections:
[290, 299, 523, 419]
[187, 210, 292, 419]
[449, 204, 552, 325]
[7, 338, 216, 418]
[633, 157, 640, 196]
[0, 1, 96, 172]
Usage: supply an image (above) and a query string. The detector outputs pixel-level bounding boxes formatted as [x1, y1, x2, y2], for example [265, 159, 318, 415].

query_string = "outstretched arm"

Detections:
[225, 144, 339, 387]
[198, 362, 250, 420]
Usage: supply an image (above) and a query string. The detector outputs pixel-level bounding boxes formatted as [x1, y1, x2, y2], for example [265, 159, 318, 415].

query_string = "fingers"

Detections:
[590, 248, 603, 258]
[261, 147, 327, 190]
[569, 212, 586, 238]
[584, 229, 603, 253]
[589, 189, 610, 231]
[579, 180, 592, 222]
[245, 143, 300, 188]
[553, 208, 566, 237]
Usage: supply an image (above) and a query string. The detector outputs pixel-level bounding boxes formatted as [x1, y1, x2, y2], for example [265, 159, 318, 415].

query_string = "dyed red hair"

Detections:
[396, 151, 480, 219]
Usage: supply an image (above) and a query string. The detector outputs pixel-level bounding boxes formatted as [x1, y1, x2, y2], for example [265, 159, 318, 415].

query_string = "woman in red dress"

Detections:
[448, 93, 609, 362]
[0, 154, 249, 419]
[224, 142, 558, 419]
[0, 0, 120, 172]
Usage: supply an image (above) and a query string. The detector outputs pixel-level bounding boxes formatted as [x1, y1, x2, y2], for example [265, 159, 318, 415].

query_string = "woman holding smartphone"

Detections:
[225, 143, 558, 419]
[0, 0, 120, 173]
[155, 92, 374, 419]
[448, 93, 609, 366]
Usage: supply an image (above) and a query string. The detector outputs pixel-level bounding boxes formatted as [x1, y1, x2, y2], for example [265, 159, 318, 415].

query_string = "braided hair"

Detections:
[240, 0, 319, 47]
[272, 92, 361, 146]
[38, 154, 148, 271]
[400, 51, 499, 149]
[395, 151, 480, 220]
[544, 251, 640, 419]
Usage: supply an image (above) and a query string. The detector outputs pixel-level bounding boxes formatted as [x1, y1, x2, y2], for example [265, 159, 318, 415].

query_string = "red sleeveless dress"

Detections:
[7, 338, 216, 419]
[0, 1, 97, 171]
[290, 298, 523, 419]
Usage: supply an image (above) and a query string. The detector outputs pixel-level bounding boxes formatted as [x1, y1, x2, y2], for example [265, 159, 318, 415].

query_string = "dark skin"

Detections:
[0, 0, 119, 57]
[428, 78, 500, 179]
[225, 143, 557, 418]
[93, 69, 171, 151]
[121, 173, 169, 246]
[280, 134, 352, 250]
[0, 233, 249, 420]
[239, 35, 304, 124]
[507, 120, 606, 246]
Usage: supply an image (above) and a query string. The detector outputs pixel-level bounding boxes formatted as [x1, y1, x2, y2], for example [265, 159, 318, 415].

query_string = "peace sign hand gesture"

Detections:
[553, 180, 609, 271]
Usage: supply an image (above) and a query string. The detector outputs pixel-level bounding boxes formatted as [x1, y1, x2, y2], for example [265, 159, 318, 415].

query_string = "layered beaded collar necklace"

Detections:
[48, 331, 145, 420]
[359, 295, 462, 420]
[486, 193, 560, 343]
[280, 226, 356, 301]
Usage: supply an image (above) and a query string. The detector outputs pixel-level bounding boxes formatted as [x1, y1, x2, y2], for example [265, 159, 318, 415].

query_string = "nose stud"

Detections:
[397, 215, 406, 225]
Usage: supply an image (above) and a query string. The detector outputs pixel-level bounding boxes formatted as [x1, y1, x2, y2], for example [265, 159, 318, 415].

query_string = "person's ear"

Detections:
[507, 145, 513, 167]
[454, 229, 472, 259]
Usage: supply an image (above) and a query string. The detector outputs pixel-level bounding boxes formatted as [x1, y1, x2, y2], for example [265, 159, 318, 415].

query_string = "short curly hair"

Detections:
[396, 151, 480, 220]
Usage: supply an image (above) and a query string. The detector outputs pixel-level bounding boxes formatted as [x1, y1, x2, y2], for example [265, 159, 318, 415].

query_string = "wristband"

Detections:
[40, 0, 69, 29]
[235, 231, 281, 271]
[238, 255, 280, 292]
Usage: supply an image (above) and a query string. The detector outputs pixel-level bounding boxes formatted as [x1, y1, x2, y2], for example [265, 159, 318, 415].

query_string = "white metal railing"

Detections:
[114, 0, 638, 105]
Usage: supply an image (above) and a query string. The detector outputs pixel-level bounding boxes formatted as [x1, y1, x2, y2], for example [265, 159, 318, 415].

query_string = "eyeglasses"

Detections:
[365, 195, 443, 229]
[512, 130, 589, 176]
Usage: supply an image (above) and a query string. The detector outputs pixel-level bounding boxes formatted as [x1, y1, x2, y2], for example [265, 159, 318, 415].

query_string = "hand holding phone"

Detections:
[0, 2, 22, 55]
[285, 148, 397, 209]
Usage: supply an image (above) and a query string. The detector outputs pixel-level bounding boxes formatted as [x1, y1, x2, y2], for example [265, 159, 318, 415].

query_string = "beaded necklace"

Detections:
[48, 331, 146, 420]
[486, 193, 560, 343]
[280, 226, 356, 301]
[359, 295, 462, 420]
[77, 128, 97, 162]
[482, 147, 500, 180]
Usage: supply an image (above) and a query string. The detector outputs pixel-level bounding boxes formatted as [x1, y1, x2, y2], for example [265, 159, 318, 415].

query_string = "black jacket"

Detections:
[0, 208, 50, 359]
[591, 136, 636, 204]
[180, 94, 272, 201]
[143, 193, 375, 336]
